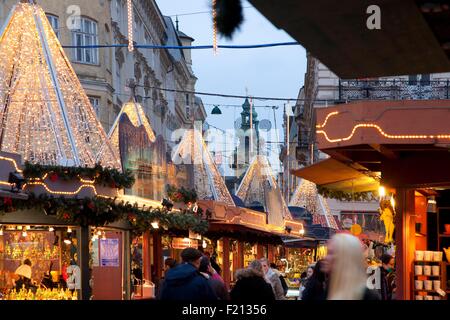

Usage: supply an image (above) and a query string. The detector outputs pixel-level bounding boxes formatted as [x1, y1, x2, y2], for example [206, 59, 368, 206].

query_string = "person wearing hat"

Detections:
[14, 259, 33, 291]
[159, 248, 217, 301]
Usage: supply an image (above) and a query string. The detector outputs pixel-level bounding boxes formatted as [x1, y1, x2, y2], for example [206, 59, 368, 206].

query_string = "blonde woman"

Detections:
[322, 233, 380, 300]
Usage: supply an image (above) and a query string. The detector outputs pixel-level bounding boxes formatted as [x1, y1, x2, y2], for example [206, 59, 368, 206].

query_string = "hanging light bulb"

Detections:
[151, 221, 159, 229]
[26, 226, 31, 230]
[67, 227, 72, 233]
[97, 230, 102, 236]
[17, 226, 22, 230]
[64, 239, 72, 245]
[22, 230, 27, 237]
[300, 228, 305, 236]
[49, 226, 54, 232]
[202, 240, 207, 249]
[0, 228, 3, 236]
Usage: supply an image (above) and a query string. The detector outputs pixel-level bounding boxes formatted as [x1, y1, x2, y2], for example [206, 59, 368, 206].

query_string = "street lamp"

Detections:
[211, 105, 222, 115]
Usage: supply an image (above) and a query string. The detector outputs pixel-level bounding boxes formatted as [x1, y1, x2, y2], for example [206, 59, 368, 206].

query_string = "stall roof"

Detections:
[291, 158, 379, 192]
[248, 0, 450, 78]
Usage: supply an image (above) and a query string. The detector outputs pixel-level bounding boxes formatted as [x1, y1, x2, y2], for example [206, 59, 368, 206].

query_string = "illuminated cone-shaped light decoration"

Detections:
[289, 179, 339, 230]
[0, 3, 121, 168]
[107, 100, 156, 156]
[172, 127, 234, 206]
[237, 155, 293, 227]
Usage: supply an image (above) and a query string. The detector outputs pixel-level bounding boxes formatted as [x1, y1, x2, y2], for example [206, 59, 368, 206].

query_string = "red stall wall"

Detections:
[415, 194, 428, 250]
[92, 231, 123, 300]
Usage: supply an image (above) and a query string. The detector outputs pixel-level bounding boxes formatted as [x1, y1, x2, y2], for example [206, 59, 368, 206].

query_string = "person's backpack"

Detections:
[279, 275, 288, 296]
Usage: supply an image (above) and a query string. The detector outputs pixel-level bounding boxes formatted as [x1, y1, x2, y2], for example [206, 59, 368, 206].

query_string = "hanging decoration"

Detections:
[212, 0, 218, 55]
[127, 0, 134, 52]
[213, 0, 244, 39]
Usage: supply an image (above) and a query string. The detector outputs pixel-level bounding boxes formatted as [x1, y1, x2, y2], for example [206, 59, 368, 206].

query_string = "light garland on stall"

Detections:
[316, 111, 450, 142]
[127, 0, 134, 52]
[0, 3, 121, 169]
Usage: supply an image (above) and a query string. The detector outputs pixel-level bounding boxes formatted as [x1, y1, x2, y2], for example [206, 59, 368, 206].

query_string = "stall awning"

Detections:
[291, 158, 379, 193]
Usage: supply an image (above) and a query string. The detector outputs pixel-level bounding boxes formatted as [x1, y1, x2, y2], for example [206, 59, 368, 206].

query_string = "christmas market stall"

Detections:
[293, 100, 450, 300]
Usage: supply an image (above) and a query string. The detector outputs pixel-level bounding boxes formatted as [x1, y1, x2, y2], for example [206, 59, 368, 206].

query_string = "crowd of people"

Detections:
[158, 233, 397, 301]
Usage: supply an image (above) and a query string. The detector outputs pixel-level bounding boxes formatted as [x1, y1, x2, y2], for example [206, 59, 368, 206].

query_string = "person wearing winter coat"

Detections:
[199, 256, 230, 300]
[230, 260, 275, 302]
[159, 248, 217, 301]
[261, 258, 286, 300]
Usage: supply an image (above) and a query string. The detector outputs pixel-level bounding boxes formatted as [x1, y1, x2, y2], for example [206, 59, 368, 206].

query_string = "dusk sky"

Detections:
[156, 0, 307, 172]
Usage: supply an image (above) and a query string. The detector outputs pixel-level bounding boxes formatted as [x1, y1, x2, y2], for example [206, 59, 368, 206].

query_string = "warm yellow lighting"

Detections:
[0, 156, 23, 173]
[378, 186, 386, 198]
[48, 226, 54, 232]
[0, 3, 121, 168]
[171, 129, 234, 206]
[67, 227, 72, 233]
[96, 230, 102, 236]
[64, 239, 72, 245]
[300, 229, 305, 236]
[17, 226, 22, 230]
[316, 111, 339, 128]
[127, 0, 134, 52]
[26, 226, 31, 230]
[390, 196, 395, 209]
[22, 231, 27, 237]
[151, 221, 159, 229]
[317, 115, 450, 143]
[0, 228, 3, 236]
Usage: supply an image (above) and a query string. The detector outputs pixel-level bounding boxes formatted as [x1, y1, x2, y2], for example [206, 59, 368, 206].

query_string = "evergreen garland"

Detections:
[23, 162, 135, 189]
[317, 185, 378, 202]
[0, 193, 209, 234]
[166, 185, 198, 204]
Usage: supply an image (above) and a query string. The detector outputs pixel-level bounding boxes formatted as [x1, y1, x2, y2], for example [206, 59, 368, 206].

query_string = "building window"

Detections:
[89, 97, 100, 116]
[185, 94, 190, 106]
[46, 14, 60, 38]
[71, 17, 99, 64]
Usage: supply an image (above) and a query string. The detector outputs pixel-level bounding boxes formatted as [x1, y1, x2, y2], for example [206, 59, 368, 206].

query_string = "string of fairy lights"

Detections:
[0, 3, 121, 168]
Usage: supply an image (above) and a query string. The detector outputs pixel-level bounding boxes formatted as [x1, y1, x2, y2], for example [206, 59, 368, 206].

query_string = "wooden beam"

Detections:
[369, 144, 399, 160]
[395, 188, 415, 300]
[381, 153, 450, 188]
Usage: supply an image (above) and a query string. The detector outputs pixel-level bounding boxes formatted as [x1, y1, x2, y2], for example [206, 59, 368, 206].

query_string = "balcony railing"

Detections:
[338, 79, 450, 101]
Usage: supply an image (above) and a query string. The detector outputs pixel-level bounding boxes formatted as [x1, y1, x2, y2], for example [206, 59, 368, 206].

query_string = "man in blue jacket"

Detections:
[159, 247, 218, 301]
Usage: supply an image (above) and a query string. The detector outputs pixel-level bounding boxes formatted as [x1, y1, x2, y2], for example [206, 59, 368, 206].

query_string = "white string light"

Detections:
[0, 3, 121, 169]
[212, 0, 218, 55]
[127, 0, 134, 52]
